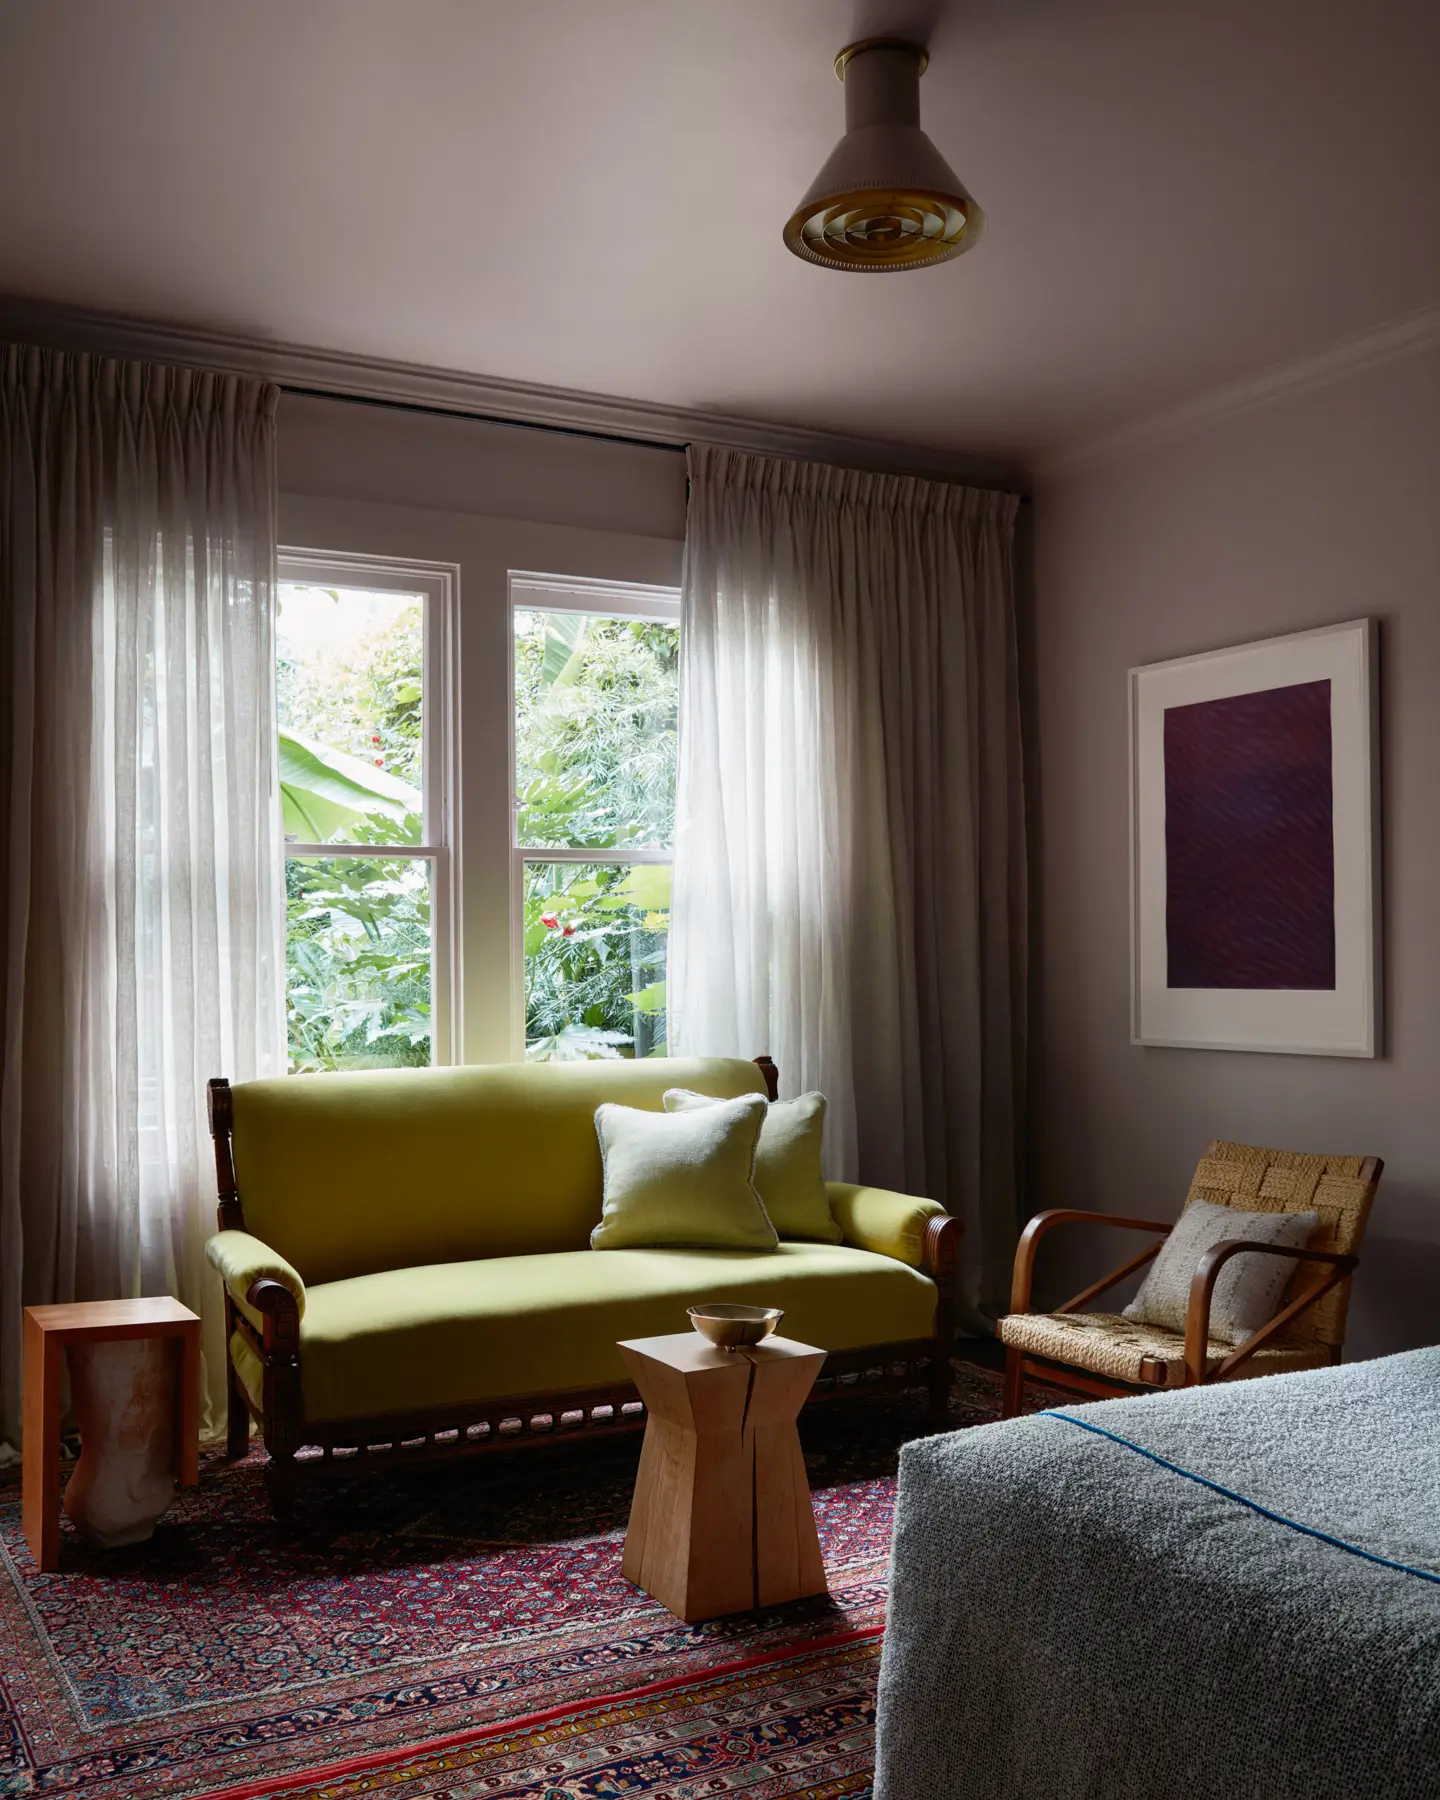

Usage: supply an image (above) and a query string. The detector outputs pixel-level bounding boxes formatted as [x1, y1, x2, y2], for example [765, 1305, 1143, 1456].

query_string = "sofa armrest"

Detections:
[827, 1182, 949, 1272]
[206, 1230, 307, 1327]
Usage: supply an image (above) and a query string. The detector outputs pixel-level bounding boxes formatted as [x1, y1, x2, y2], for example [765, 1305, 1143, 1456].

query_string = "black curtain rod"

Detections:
[281, 380, 1030, 499]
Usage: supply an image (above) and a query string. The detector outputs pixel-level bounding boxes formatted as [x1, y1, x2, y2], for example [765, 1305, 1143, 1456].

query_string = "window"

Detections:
[511, 574, 680, 1061]
[277, 552, 455, 1072]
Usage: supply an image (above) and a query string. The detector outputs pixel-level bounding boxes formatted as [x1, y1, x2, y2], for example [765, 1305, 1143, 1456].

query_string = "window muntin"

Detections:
[511, 576, 679, 1062]
[278, 554, 454, 1073]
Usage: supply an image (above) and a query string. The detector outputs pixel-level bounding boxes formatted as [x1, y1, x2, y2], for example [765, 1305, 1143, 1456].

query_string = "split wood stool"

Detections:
[22, 1297, 201, 1572]
[618, 1330, 828, 1623]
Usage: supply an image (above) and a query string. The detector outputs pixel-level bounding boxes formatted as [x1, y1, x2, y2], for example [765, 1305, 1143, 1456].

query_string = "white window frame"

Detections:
[278, 547, 461, 1066]
[508, 572, 681, 1058]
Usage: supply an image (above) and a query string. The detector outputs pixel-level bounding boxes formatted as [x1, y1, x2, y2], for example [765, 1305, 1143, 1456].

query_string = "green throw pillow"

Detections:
[663, 1088, 842, 1244]
[590, 1093, 779, 1252]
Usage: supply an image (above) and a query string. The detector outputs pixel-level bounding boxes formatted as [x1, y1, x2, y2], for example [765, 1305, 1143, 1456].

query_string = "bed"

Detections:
[875, 1347, 1440, 1799]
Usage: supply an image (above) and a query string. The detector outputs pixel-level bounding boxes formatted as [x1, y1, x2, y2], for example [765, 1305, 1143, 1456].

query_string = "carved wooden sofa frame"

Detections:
[209, 1057, 961, 1512]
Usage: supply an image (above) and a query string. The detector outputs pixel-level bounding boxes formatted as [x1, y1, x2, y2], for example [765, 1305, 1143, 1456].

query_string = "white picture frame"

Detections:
[1130, 618, 1379, 1056]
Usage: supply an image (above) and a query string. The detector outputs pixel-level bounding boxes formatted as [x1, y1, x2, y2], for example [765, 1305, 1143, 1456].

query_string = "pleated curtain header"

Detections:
[687, 441, 1019, 527]
[1, 342, 278, 431]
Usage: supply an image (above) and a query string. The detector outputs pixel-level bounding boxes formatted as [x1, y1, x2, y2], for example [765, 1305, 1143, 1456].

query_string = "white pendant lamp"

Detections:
[784, 38, 985, 273]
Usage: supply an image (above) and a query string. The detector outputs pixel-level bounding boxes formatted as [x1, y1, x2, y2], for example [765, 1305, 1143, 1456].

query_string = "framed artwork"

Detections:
[1130, 618, 1379, 1056]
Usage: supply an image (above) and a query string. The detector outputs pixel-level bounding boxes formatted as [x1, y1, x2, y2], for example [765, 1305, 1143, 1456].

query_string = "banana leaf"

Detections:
[279, 730, 421, 841]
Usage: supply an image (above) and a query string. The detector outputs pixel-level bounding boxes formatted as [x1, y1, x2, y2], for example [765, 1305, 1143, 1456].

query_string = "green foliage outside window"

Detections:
[283, 830, 431, 1075]
[523, 860, 671, 1061]
[514, 610, 679, 1061]
[278, 588, 431, 1073]
[276, 593, 680, 1072]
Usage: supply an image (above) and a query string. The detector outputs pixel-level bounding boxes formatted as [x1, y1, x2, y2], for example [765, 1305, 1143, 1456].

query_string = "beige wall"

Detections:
[276, 393, 687, 1066]
[1030, 346, 1440, 1361]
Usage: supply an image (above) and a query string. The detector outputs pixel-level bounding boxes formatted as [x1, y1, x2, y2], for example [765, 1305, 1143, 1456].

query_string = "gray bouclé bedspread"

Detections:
[874, 1347, 1440, 1799]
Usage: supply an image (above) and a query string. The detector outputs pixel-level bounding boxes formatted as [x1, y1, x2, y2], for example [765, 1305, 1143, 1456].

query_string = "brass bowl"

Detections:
[687, 1303, 784, 1351]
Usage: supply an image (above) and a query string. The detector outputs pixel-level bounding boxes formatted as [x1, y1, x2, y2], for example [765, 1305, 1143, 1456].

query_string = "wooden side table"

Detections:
[618, 1330, 828, 1623]
[23, 1298, 201, 1572]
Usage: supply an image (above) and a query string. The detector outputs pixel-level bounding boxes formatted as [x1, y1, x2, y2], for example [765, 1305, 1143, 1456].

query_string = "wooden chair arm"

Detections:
[1010, 1210, 1173, 1314]
[1183, 1241, 1358, 1386]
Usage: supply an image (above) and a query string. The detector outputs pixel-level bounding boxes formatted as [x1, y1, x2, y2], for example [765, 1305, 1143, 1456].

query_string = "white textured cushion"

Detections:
[1123, 1199, 1319, 1345]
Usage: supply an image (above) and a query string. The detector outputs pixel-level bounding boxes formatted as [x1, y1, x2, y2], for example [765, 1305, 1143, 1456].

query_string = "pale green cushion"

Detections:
[664, 1088, 842, 1244]
[591, 1093, 778, 1251]
[290, 1244, 939, 1420]
[228, 1057, 768, 1284]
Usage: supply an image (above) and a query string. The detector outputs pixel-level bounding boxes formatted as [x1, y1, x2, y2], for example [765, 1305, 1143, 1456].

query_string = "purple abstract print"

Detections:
[1164, 679, 1336, 990]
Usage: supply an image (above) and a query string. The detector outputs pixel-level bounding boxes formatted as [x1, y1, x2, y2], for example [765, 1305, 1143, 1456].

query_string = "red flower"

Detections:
[541, 912, 560, 929]
[371, 734, 381, 745]
[374, 757, 384, 766]
[562, 923, 576, 937]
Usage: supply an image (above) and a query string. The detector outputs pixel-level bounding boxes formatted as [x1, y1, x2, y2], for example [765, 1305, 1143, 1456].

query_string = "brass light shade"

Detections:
[784, 38, 985, 273]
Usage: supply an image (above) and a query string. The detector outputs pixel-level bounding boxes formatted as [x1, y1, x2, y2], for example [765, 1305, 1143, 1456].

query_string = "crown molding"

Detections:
[1036, 302, 1440, 485]
[0, 297, 1024, 492]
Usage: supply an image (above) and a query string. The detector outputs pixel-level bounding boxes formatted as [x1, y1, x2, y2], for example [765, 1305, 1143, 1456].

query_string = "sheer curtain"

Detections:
[670, 445, 1025, 1328]
[0, 345, 283, 1450]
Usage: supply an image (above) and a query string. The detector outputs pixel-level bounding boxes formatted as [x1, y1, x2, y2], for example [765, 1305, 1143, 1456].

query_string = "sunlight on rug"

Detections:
[0, 1361, 1053, 1798]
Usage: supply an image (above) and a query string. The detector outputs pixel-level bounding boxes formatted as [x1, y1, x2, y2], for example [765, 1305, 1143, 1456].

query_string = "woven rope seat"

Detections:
[997, 1310, 1330, 1391]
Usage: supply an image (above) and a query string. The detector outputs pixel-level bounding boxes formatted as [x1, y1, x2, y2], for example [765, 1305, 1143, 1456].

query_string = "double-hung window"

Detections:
[276, 551, 455, 1072]
[510, 574, 681, 1060]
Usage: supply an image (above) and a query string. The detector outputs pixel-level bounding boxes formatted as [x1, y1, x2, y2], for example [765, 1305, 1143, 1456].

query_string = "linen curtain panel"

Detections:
[670, 445, 1025, 1327]
[0, 345, 283, 1450]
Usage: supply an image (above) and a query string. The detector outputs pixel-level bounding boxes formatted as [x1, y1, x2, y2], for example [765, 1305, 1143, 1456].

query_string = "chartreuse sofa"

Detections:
[204, 1057, 959, 1511]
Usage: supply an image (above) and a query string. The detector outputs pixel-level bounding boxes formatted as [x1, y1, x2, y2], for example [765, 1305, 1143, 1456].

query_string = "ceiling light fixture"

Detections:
[784, 37, 985, 273]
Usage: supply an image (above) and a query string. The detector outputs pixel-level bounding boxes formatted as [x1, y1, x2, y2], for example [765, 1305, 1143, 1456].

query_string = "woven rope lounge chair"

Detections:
[999, 1139, 1383, 1416]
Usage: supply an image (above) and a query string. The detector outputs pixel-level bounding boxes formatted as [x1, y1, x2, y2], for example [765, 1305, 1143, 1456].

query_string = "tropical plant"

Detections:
[285, 848, 432, 1073]
[514, 611, 678, 849]
[523, 862, 670, 1060]
[280, 732, 430, 1072]
[277, 586, 431, 1072]
[276, 595, 679, 1071]
[514, 610, 678, 1059]
[279, 730, 418, 844]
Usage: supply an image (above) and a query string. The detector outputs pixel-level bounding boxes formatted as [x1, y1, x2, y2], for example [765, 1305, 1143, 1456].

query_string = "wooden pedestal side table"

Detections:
[618, 1330, 828, 1623]
[23, 1298, 201, 1572]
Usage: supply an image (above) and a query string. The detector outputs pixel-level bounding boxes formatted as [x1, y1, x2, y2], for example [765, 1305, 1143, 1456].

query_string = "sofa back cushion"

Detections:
[229, 1058, 768, 1285]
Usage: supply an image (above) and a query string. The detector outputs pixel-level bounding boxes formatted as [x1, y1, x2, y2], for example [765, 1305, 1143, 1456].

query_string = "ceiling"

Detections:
[0, 0, 1435, 469]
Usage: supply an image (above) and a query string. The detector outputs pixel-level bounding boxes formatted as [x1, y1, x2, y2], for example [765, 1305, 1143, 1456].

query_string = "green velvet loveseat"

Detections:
[205, 1056, 959, 1512]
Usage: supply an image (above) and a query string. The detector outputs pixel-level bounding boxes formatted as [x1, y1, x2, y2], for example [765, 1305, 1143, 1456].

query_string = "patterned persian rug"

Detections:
[0, 1361, 1049, 1799]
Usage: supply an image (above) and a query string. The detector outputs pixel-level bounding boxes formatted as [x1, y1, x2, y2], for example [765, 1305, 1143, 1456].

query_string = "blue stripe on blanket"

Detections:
[1040, 1411, 1440, 1585]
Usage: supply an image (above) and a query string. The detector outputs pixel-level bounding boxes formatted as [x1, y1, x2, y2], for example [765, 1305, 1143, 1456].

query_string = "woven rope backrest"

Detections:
[1183, 1141, 1380, 1350]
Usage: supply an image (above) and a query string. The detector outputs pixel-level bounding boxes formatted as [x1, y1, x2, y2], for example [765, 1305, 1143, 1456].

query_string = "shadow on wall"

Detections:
[1347, 1196, 1440, 1362]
